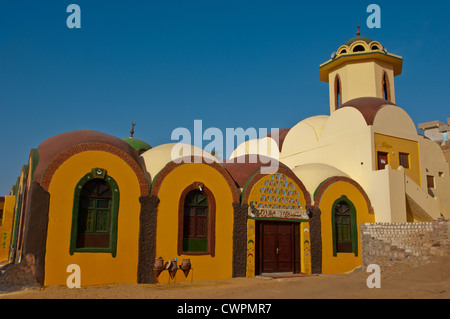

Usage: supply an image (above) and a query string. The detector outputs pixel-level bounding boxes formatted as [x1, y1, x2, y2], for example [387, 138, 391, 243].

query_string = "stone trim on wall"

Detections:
[308, 207, 323, 274]
[232, 202, 248, 278]
[21, 181, 50, 285]
[137, 195, 159, 284]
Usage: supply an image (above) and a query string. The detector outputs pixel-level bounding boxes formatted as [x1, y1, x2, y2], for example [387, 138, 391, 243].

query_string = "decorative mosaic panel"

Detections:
[248, 173, 308, 221]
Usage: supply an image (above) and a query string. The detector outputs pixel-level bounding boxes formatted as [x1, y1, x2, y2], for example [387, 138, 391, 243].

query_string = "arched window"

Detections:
[353, 45, 365, 52]
[334, 75, 342, 110]
[184, 190, 208, 240]
[178, 183, 216, 256]
[70, 168, 119, 257]
[331, 196, 358, 256]
[382, 72, 391, 101]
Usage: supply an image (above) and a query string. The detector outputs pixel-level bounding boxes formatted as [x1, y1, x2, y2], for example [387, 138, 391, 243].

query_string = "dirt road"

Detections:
[1, 256, 449, 299]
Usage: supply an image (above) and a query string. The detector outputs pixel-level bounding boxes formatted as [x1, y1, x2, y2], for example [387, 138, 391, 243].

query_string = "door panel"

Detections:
[277, 223, 293, 272]
[258, 222, 295, 273]
[262, 223, 277, 273]
[294, 223, 300, 273]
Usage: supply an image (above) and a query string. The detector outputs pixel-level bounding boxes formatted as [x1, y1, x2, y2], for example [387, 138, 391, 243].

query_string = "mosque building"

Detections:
[1, 30, 449, 287]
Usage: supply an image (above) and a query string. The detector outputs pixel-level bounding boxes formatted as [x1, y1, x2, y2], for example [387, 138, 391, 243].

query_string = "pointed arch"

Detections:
[382, 71, 391, 101]
[69, 168, 120, 257]
[334, 74, 342, 110]
[331, 196, 358, 256]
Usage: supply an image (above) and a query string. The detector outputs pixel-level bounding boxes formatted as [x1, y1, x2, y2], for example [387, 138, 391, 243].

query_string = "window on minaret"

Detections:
[334, 75, 342, 110]
[382, 72, 391, 101]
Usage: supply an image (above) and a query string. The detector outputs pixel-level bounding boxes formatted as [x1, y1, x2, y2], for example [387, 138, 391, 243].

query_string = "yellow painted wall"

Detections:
[301, 221, 311, 274]
[374, 61, 395, 102]
[155, 163, 234, 282]
[328, 60, 395, 113]
[45, 151, 142, 286]
[374, 133, 421, 186]
[0, 196, 15, 262]
[318, 181, 375, 274]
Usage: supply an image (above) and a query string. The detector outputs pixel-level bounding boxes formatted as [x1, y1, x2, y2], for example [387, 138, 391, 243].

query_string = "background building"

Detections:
[419, 119, 450, 173]
[419, 119, 450, 145]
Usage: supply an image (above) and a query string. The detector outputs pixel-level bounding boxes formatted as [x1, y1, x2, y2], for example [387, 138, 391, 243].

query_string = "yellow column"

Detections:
[246, 219, 256, 277]
[301, 221, 311, 275]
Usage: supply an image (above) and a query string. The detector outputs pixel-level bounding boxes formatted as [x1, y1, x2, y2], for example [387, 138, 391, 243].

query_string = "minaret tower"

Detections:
[319, 26, 403, 114]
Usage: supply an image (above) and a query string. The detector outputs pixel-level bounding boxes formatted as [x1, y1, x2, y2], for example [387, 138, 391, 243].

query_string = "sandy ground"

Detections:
[0, 255, 449, 300]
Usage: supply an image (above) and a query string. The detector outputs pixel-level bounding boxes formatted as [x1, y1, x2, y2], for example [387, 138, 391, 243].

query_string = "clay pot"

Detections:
[168, 259, 178, 279]
[180, 259, 191, 277]
[154, 257, 164, 277]
[154, 257, 164, 269]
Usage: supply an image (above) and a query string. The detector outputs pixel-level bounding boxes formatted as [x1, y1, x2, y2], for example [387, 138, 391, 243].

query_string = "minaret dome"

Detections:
[319, 27, 403, 114]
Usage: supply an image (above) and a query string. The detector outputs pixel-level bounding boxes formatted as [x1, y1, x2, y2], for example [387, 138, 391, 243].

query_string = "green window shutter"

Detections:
[331, 196, 358, 257]
[183, 190, 209, 252]
[69, 168, 119, 257]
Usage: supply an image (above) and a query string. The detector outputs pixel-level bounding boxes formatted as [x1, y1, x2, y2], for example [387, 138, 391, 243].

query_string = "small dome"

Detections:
[344, 26, 373, 46]
[122, 137, 152, 155]
[345, 36, 373, 46]
[333, 27, 384, 57]
[321, 29, 403, 82]
[291, 163, 349, 198]
[140, 143, 217, 179]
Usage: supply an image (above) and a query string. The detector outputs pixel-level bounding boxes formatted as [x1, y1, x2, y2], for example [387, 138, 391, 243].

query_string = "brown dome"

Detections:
[222, 155, 290, 188]
[340, 97, 397, 125]
[265, 128, 291, 151]
[34, 130, 141, 183]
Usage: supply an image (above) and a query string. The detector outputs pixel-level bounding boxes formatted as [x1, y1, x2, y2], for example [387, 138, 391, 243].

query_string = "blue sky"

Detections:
[0, 1, 449, 195]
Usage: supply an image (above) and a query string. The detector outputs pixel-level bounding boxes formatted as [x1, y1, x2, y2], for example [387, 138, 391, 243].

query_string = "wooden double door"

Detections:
[255, 221, 300, 274]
